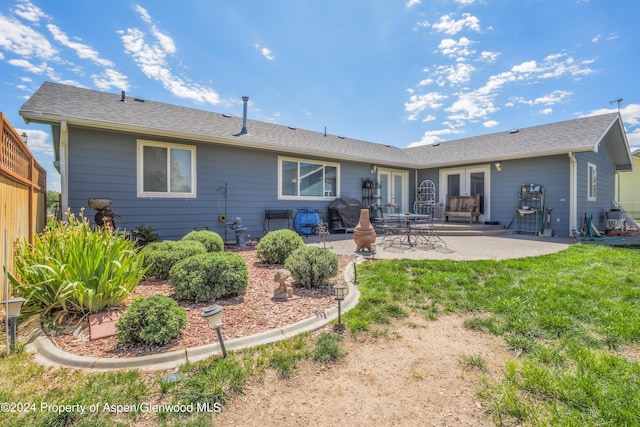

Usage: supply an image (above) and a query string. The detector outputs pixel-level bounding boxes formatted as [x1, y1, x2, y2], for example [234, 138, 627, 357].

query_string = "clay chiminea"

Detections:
[353, 209, 376, 252]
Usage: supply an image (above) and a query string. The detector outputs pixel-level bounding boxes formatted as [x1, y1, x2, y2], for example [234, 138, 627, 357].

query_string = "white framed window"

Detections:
[278, 156, 339, 200]
[137, 140, 196, 198]
[587, 162, 597, 201]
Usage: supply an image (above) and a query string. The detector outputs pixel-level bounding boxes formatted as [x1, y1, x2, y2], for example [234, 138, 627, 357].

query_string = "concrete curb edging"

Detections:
[24, 263, 361, 371]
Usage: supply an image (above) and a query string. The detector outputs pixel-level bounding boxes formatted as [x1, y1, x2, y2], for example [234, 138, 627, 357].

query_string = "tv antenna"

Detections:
[609, 98, 623, 113]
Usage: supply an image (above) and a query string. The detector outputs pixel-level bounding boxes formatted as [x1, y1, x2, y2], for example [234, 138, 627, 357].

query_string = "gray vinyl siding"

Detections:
[575, 143, 617, 232]
[66, 126, 391, 240]
[418, 157, 573, 235]
[489, 155, 571, 235]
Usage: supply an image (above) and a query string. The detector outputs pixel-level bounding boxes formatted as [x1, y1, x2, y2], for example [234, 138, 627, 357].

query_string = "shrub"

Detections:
[116, 295, 187, 346]
[284, 246, 338, 289]
[169, 252, 248, 302]
[131, 224, 160, 248]
[256, 229, 304, 264]
[182, 229, 224, 252]
[141, 240, 206, 279]
[10, 209, 147, 319]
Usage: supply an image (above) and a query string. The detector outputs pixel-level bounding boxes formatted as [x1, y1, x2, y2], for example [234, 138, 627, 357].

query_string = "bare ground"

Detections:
[217, 313, 511, 427]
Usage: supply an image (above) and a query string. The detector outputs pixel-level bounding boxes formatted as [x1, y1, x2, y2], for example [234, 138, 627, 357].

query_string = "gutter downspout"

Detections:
[568, 151, 577, 236]
[60, 121, 69, 214]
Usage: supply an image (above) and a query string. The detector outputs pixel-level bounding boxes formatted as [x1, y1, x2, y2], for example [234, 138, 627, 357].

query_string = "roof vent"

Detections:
[120, 91, 126, 102]
[222, 114, 232, 118]
[239, 96, 249, 135]
[509, 129, 519, 134]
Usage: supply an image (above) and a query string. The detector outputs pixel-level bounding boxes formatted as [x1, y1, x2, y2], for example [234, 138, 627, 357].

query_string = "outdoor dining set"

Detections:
[378, 211, 446, 249]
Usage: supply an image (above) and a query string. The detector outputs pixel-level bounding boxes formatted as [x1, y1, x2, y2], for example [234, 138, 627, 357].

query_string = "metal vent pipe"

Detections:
[240, 96, 249, 135]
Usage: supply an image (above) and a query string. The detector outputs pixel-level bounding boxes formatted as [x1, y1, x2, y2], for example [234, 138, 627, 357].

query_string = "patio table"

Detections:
[383, 213, 444, 248]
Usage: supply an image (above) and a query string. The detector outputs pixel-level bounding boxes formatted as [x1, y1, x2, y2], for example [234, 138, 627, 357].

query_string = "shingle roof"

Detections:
[404, 112, 627, 168]
[19, 82, 415, 167]
[19, 82, 632, 170]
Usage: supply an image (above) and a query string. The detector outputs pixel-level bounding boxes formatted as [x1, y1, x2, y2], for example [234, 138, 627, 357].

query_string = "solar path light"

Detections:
[202, 304, 227, 358]
[3, 297, 26, 353]
[332, 283, 346, 333]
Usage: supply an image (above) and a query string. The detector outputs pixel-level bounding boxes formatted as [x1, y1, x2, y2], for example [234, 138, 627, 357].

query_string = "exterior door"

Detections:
[439, 165, 491, 221]
[378, 169, 408, 214]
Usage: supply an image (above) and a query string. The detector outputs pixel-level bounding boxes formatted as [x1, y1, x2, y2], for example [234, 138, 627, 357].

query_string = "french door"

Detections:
[378, 169, 408, 214]
[439, 165, 491, 221]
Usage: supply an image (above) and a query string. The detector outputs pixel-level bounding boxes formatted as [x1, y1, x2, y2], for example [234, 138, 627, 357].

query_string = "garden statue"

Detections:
[273, 269, 294, 300]
[229, 216, 247, 247]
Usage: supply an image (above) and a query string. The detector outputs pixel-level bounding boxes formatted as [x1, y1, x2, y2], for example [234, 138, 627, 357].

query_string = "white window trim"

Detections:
[587, 162, 597, 201]
[278, 156, 340, 200]
[137, 139, 197, 198]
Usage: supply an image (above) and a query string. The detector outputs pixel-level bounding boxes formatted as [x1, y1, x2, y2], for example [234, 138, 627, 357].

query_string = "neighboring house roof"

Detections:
[405, 113, 633, 171]
[19, 81, 634, 171]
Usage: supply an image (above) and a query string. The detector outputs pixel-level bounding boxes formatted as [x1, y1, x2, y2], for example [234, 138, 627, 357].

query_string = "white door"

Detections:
[439, 165, 491, 221]
[378, 169, 408, 214]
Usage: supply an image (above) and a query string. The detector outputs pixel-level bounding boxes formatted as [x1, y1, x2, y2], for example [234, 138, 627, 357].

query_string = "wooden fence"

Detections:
[1, 112, 47, 304]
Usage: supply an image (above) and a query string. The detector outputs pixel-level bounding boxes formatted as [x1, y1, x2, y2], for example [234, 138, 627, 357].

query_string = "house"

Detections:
[19, 81, 634, 240]
[616, 147, 640, 218]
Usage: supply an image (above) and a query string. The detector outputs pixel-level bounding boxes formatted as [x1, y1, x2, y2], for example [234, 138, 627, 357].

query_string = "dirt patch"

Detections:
[218, 313, 511, 426]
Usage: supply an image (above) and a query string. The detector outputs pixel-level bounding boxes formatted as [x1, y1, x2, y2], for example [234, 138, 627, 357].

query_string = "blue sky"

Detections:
[1, 0, 639, 192]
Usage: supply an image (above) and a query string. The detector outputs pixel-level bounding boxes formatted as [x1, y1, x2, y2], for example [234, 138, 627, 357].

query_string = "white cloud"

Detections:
[0, 14, 58, 58]
[7, 57, 51, 74]
[47, 24, 114, 68]
[540, 108, 553, 115]
[627, 128, 640, 147]
[120, 10, 220, 105]
[483, 120, 499, 128]
[438, 37, 474, 58]
[454, 0, 476, 4]
[512, 60, 540, 73]
[408, 128, 458, 147]
[134, 5, 152, 24]
[511, 90, 572, 106]
[13, 0, 48, 23]
[405, 92, 447, 120]
[406, 0, 421, 8]
[479, 51, 500, 63]
[432, 13, 480, 35]
[92, 69, 129, 90]
[255, 44, 275, 61]
[444, 62, 475, 85]
[16, 128, 53, 157]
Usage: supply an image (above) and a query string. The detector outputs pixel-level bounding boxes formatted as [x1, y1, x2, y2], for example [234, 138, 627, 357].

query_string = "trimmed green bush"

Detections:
[10, 209, 147, 318]
[256, 229, 305, 264]
[116, 295, 187, 346]
[141, 240, 207, 279]
[169, 252, 248, 302]
[284, 246, 339, 289]
[182, 229, 224, 252]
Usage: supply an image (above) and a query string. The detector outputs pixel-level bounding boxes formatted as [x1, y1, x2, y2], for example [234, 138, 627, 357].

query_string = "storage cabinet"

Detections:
[513, 184, 544, 234]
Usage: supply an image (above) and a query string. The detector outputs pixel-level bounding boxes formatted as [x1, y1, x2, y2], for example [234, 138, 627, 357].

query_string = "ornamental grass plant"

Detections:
[10, 209, 147, 320]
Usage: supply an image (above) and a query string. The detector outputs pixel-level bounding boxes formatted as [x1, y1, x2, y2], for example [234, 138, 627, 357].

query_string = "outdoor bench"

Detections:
[445, 194, 480, 224]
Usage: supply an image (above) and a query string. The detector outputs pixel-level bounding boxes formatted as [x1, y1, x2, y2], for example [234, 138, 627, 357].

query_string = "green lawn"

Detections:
[1, 243, 638, 426]
[347, 243, 640, 426]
